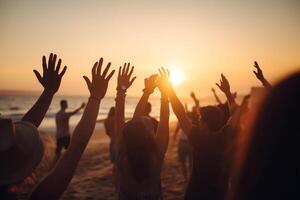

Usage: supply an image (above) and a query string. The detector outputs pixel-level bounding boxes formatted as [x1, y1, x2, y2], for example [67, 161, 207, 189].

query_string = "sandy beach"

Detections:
[18, 122, 186, 200]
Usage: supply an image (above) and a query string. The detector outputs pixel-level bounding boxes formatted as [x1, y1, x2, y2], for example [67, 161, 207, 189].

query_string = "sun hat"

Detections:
[0, 119, 44, 185]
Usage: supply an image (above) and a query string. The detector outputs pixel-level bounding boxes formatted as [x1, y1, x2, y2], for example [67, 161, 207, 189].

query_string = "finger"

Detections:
[122, 63, 126, 75]
[48, 53, 53, 69]
[125, 62, 130, 74]
[216, 83, 221, 89]
[162, 67, 167, 76]
[158, 68, 163, 77]
[129, 76, 137, 86]
[253, 71, 258, 76]
[128, 66, 134, 77]
[166, 68, 170, 77]
[92, 62, 98, 77]
[254, 61, 258, 67]
[97, 57, 103, 75]
[105, 70, 115, 81]
[42, 56, 47, 73]
[52, 54, 57, 70]
[55, 59, 62, 73]
[83, 76, 92, 89]
[118, 66, 122, 77]
[33, 70, 43, 84]
[59, 66, 67, 77]
[102, 62, 111, 77]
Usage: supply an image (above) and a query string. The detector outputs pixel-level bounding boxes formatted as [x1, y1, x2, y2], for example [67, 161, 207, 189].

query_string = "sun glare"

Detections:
[169, 68, 185, 85]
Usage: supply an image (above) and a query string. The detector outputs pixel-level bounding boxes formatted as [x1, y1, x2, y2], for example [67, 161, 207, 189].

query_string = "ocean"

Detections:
[0, 94, 233, 132]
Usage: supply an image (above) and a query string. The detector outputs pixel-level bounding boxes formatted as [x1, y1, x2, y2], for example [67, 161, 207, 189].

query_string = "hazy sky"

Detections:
[0, 0, 299, 97]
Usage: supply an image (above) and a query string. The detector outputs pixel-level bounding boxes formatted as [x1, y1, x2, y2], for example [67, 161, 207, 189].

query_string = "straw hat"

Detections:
[0, 119, 44, 185]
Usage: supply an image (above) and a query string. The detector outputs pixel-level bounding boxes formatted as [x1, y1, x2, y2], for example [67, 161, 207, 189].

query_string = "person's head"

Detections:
[107, 107, 115, 118]
[145, 102, 152, 116]
[0, 119, 43, 192]
[60, 100, 68, 110]
[232, 72, 300, 200]
[122, 117, 156, 182]
[199, 106, 224, 132]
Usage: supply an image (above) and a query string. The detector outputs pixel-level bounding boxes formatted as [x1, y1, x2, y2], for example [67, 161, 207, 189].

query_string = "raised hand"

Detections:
[33, 53, 67, 94]
[117, 63, 136, 91]
[253, 61, 265, 81]
[157, 67, 172, 96]
[190, 91, 196, 99]
[83, 58, 115, 99]
[253, 61, 271, 88]
[144, 74, 159, 93]
[216, 73, 231, 94]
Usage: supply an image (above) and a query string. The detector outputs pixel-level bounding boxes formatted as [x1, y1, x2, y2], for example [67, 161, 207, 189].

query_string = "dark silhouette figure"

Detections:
[104, 106, 116, 162]
[232, 72, 300, 200]
[114, 66, 170, 199]
[0, 53, 67, 198]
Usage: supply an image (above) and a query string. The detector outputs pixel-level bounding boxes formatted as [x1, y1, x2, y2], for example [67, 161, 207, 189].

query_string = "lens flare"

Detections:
[170, 68, 185, 85]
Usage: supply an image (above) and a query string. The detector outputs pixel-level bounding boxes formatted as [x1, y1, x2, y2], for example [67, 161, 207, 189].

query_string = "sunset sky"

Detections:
[0, 0, 299, 98]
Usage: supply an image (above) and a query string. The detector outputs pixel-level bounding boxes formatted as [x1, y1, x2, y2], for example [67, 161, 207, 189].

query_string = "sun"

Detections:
[169, 68, 185, 85]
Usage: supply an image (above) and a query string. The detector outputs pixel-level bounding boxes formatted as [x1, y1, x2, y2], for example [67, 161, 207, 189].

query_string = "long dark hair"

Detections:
[122, 119, 156, 182]
[233, 72, 300, 200]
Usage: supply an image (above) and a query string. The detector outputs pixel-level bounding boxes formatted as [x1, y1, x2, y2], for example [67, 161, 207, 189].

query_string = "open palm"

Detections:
[33, 53, 67, 94]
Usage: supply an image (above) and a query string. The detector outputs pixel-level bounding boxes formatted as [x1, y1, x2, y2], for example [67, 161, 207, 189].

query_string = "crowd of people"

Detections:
[0, 53, 299, 200]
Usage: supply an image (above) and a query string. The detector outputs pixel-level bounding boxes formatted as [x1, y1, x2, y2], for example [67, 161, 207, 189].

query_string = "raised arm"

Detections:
[216, 74, 237, 111]
[67, 103, 85, 116]
[161, 70, 193, 135]
[190, 91, 200, 110]
[133, 74, 158, 118]
[156, 68, 170, 158]
[22, 53, 67, 127]
[211, 88, 223, 104]
[30, 58, 115, 200]
[253, 61, 271, 88]
[114, 63, 136, 143]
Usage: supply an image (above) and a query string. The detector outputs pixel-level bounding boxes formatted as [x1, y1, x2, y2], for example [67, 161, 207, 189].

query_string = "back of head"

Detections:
[233, 72, 300, 200]
[200, 106, 224, 132]
[60, 100, 67, 109]
[122, 117, 156, 182]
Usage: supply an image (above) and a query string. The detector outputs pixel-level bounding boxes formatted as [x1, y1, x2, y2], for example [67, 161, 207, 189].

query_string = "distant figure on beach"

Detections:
[55, 100, 85, 158]
[104, 106, 116, 162]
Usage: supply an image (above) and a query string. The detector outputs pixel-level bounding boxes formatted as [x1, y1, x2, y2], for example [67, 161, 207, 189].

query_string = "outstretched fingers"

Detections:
[33, 70, 43, 84]
[129, 76, 137, 87]
[105, 70, 115, 81]
[128, 66, 134, 77]
[83, 76, 92, 90]
[102, 62, 111, 78]
[55, 59, 62, 73]
[92, 62, 98, 77]
[97, 58, 103, 75]
[59, 66, 67, 78]
[42, 56, 47, 74]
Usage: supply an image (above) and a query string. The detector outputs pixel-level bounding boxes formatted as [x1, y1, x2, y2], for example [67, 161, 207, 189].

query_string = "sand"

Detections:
[19, 122, 187, 200]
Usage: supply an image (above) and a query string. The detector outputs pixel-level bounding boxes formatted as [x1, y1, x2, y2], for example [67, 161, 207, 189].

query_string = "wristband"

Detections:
[116, 85, 127, 92]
